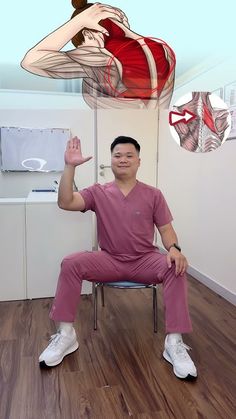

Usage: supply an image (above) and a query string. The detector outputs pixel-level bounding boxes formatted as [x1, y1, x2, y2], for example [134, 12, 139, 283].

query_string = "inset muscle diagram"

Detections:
[169, 92, 231, 153]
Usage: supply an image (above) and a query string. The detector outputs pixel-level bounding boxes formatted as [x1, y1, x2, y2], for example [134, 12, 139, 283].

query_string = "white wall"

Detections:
[157, 60, 236, 304]
[0, 91, 95, 197]
[172, 57, 236, 103]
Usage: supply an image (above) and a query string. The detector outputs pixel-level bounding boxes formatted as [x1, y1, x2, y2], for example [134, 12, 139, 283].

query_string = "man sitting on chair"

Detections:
[39, 135, 197, 380]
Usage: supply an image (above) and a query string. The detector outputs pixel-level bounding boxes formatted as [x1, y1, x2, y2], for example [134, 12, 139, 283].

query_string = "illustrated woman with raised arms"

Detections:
[21, 1, 175, 109]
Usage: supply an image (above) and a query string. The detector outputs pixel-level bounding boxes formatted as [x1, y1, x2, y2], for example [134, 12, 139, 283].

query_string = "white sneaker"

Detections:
[39, 328, 79, 367]
[163, 335, 197, 379]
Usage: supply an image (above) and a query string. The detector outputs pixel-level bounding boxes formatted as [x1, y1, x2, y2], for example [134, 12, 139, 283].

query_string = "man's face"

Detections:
[111, 143, 140, 179]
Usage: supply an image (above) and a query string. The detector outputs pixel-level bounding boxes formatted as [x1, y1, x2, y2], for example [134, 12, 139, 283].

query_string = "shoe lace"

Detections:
[171, 341, 192, 361]
[48, 332, 65, 349]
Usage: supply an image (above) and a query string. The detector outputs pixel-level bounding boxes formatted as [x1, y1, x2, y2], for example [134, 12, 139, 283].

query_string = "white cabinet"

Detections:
[0, 193, 93, 301]
[0, 199, 26, 300]
[25, 192, 93, 299]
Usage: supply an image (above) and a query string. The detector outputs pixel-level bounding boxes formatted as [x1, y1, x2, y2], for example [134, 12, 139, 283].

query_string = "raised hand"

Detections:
[64, 137, 92, 167]
[78, 3, 129, 34]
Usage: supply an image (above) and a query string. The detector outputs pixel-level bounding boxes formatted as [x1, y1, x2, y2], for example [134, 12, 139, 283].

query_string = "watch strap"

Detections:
[169, 243, 181, 252]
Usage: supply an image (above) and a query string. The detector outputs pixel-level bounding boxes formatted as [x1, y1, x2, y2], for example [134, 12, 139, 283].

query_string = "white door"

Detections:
[96, 109, 159, 186]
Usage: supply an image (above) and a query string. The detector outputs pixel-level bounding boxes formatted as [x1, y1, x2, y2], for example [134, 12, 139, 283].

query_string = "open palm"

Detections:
[65, 137, 92, 167]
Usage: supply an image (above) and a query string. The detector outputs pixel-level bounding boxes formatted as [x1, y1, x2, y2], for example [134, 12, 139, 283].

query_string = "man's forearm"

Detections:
[160, 225, 179, 251]
[58, 164, 75, 208]
[162, 234, 178, 251]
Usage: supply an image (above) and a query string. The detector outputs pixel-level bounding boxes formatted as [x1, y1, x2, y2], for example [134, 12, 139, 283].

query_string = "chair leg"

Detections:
[153, 285, 158, 333]
[101, 284, 105, 307]
[94, 283, 98, 330]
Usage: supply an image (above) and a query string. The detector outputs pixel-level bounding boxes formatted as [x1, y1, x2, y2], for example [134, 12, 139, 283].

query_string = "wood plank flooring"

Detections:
[0, 275, 235, 419]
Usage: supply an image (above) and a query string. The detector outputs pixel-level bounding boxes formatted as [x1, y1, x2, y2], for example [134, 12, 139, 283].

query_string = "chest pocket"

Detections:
[131, 211, 153, 235]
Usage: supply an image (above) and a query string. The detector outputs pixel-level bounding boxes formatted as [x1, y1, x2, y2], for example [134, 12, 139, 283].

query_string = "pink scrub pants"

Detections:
[50, 250, 192, 333]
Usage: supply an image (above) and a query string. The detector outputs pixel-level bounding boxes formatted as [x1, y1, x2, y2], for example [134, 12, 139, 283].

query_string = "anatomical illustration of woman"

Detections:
[21, 1, 176, 110]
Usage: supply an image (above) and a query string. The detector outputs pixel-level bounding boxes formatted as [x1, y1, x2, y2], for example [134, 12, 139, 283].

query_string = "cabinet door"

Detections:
[26, 203, 93, 298]
[0, 203, 26, 301]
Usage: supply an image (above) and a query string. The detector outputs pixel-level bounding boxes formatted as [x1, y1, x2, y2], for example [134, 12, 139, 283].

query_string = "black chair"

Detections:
[93, 281, 158, 333]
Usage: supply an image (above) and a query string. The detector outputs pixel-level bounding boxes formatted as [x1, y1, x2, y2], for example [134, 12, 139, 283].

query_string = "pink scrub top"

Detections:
[80, 180, 173, 259]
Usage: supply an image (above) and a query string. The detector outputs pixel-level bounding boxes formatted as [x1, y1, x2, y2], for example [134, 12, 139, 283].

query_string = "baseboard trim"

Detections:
[156, 245, 236, 306]
[188, 266, 236, 306]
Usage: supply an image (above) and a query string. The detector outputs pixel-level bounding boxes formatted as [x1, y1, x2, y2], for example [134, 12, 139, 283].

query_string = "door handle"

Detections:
[99, 164, 111, 169]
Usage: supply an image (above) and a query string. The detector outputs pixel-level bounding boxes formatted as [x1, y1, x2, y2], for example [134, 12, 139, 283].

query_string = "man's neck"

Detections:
[114, 177, 137, 191]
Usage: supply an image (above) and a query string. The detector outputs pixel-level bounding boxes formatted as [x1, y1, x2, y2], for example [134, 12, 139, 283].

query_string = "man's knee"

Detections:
[163, 263, 187, 282]
[60, 253, 83, 274]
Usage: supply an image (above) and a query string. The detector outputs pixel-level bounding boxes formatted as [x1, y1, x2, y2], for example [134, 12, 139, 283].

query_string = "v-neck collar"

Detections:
[113, 180, 139, 199]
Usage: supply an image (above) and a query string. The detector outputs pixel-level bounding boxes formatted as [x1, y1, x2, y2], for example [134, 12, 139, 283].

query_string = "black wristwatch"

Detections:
[169, 243, 181, 252]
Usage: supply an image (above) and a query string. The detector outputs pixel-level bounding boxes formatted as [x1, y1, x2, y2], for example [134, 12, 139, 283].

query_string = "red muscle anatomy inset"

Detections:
[172, 92, 230, 152]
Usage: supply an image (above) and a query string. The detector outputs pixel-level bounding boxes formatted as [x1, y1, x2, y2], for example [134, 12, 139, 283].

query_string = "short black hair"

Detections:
[110, 136, 141, 153]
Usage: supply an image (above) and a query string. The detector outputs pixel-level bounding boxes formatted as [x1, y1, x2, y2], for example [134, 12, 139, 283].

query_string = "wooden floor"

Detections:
[0, 275, 235, 419]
